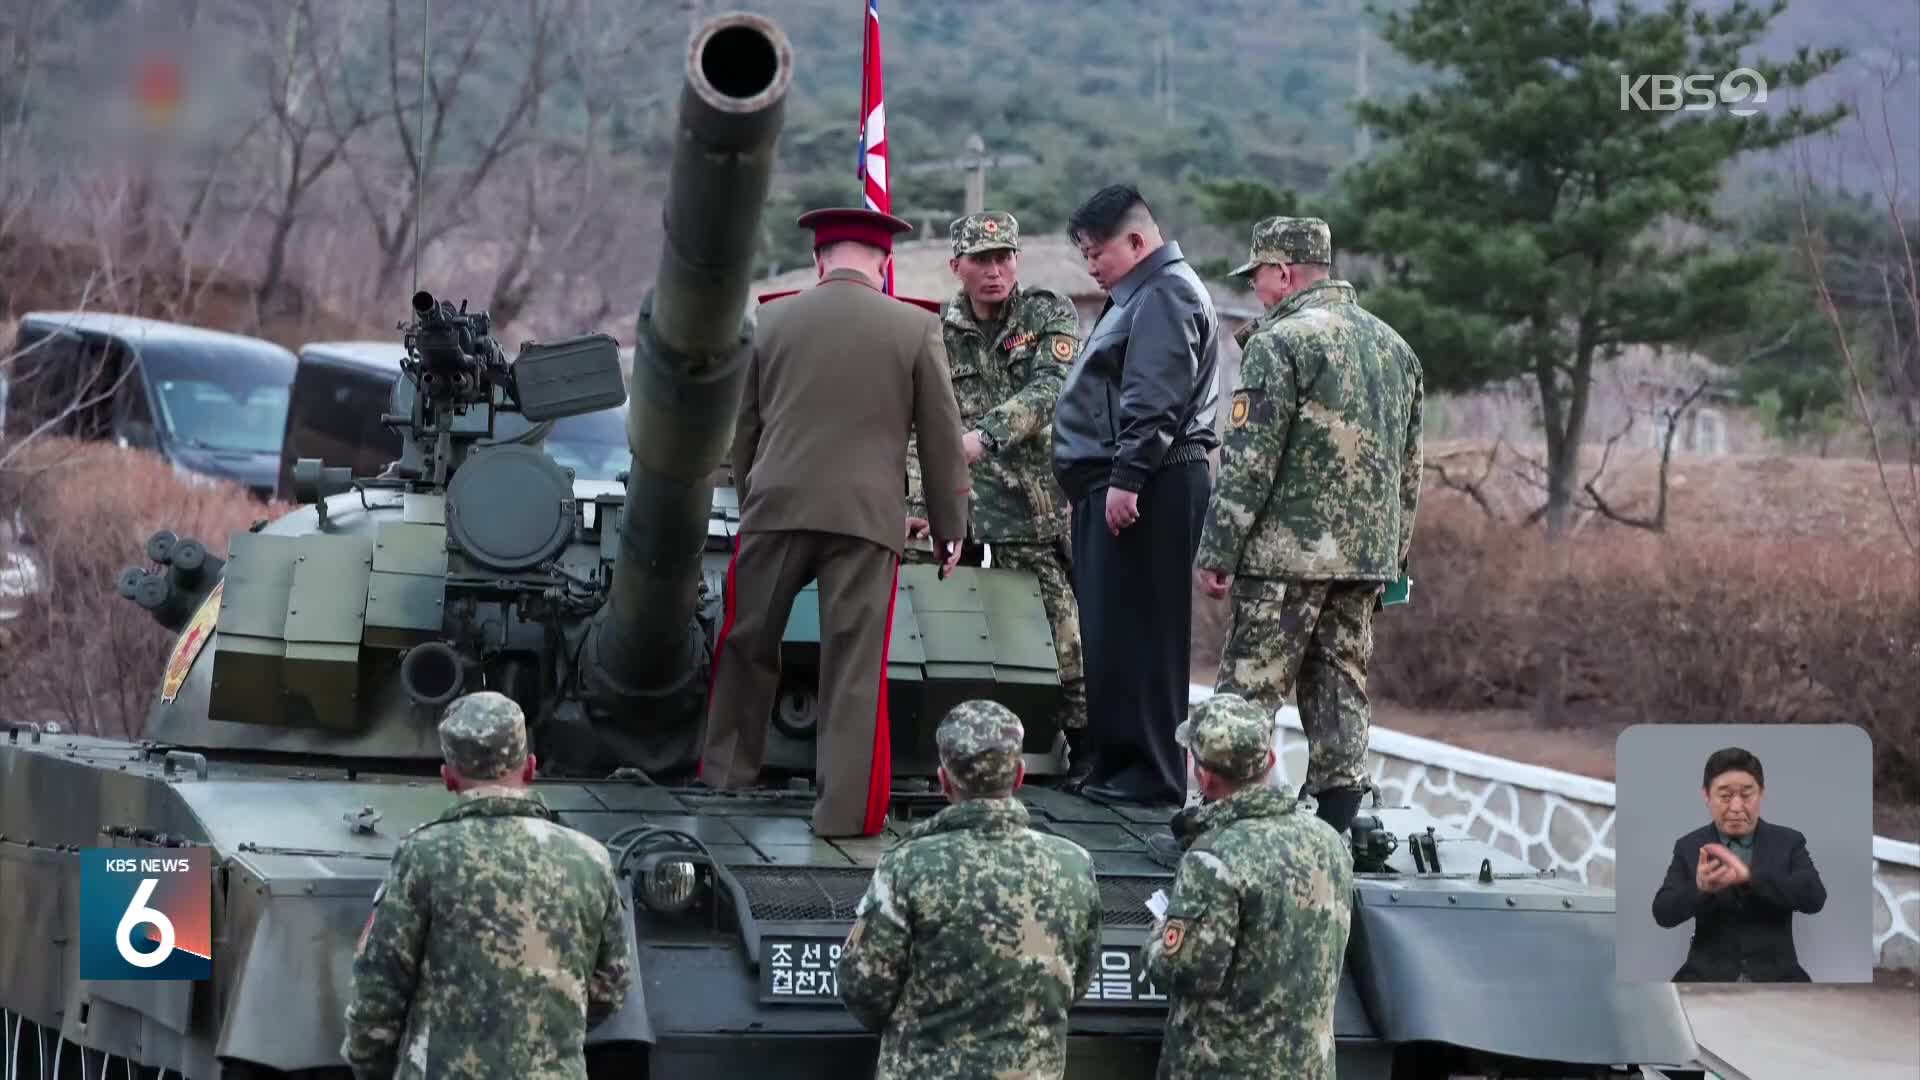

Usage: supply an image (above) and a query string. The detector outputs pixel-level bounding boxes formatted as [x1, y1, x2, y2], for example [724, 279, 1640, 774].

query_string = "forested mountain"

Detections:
[0, 0, 1911, 326]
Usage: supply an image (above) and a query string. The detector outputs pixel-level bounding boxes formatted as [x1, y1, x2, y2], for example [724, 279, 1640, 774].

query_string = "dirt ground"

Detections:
[1418, 437, 1920, 551]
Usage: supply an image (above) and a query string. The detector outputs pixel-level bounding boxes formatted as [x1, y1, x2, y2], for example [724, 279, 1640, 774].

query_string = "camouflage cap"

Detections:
[936, 699, 1025, 794]
[438, 691, 528, 780]
[1174, 693, 1275, 782]
[1229, 216, 1333, 278]
[951, 211, 1020, 256]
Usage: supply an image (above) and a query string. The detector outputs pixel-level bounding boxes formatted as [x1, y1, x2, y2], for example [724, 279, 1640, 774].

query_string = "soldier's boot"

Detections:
[1057, 678, 1093, 790]
[1062, 726, 1095, 791]
[1313, 786, 1366, 835]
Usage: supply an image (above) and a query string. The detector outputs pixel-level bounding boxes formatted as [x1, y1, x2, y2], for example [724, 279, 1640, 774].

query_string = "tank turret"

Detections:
[109, 11, 808, 775]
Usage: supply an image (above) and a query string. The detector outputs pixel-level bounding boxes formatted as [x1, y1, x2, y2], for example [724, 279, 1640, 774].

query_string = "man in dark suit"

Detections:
[1051, 184, 1221, 806]
[702, 206, 972, 839]
[1651, 746, 1828, 982]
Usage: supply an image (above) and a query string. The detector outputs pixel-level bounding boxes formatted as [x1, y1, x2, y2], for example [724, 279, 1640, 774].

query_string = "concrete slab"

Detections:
[1678, 984, 1920, 1080]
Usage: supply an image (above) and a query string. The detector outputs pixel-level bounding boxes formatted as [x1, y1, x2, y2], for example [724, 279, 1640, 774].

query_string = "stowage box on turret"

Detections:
[2, 11, 1708, 1080]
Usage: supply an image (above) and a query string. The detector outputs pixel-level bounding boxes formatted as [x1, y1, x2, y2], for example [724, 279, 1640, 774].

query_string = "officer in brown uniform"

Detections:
[702, 206, 972, 839]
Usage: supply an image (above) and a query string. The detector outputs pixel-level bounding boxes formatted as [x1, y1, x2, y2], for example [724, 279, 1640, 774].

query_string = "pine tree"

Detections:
[1342, 0, 1848, 537]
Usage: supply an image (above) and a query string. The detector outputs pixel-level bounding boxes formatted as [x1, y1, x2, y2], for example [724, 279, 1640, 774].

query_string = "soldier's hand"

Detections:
[905, 515, 930, 541]
[1196, 568, 1231, 598]
[962, 431, 987, 464]
[938, 539, 963, 577]
[1168, 805, 1203, 849]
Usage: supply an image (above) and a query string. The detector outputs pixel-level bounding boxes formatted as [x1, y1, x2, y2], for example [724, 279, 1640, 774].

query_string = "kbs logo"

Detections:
[1618, 69, 1768, 116]
[79, 848, 212, 981]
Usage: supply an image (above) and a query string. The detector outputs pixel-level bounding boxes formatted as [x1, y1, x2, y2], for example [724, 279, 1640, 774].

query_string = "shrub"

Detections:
[0, 438, 294, 737]
[1187, 477, 1918, 807]
[1369, 497, 1919, 804]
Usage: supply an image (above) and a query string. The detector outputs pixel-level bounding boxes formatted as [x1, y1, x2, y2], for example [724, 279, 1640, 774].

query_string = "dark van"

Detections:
[276, 340, 636, 500]
[3, 311, 297, 498]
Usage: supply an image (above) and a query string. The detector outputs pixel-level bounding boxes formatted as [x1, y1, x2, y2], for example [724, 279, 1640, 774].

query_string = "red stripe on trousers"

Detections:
[862, 558, 902, 836]
[697, 532, 745, 781]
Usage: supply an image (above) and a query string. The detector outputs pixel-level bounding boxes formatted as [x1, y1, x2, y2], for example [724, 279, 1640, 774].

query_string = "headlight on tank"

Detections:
[637, 853, 703, 915]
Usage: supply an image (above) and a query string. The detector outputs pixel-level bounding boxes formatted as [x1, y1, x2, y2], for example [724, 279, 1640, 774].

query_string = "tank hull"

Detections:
[2, 729, 1704, 1080]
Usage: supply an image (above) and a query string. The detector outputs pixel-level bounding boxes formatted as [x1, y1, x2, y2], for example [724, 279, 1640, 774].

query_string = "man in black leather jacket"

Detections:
[1052, 184, 1221, 805]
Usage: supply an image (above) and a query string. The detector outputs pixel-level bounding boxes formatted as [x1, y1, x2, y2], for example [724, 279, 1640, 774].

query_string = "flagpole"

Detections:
[858, 0, 895, 294]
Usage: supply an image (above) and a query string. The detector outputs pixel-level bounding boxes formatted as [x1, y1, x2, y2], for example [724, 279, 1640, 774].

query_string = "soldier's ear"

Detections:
[522, 754, 537, 782]
[1012, 761, 1027, 792]
[440, 764, 457, 792]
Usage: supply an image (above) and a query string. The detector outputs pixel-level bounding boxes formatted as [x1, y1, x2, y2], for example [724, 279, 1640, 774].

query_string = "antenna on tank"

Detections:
[411, 0, 431, 297]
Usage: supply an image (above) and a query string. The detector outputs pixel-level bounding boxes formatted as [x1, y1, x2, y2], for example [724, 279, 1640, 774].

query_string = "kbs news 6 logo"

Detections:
[79, 848, 213, 981]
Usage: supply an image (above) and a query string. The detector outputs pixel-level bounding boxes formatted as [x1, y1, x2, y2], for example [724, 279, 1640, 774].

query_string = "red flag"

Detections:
[857, 0, 893, 294]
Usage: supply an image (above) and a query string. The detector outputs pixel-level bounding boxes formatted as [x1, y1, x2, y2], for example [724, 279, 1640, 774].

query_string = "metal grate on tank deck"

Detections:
[728, 865, 1164, 927]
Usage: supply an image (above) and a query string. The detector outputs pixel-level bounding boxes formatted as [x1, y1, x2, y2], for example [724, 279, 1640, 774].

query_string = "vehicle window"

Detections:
[284, 365, 402, 476]
[492, 407, 632, 481]
[112, 367, 160, 449]
[152, 377, 290, 454]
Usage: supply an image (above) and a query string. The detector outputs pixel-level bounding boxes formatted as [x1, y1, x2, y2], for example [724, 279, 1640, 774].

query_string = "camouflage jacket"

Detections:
[835, 796, 1102, 1079]
[906, 284, 1081, 542]
[1143, 785, 1353, 1080]
[1196, 280, 1424, 582]
[341, 787, 633, 1080]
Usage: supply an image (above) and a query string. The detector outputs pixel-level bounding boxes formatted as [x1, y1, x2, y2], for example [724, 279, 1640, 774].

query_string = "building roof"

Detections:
[753, 233, 1263, 322]
[21, 311, 296, 363]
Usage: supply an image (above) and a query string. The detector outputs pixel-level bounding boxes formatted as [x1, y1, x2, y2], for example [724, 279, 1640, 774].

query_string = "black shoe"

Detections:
[1313, 787, 1366, 834]
[1145, 833, 1183, 868]
[1084, 782, 1182, 807]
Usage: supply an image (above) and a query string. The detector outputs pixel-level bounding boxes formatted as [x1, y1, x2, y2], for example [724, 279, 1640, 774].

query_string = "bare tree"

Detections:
[1581, 379, 1712, 533]
[480, 4, 670, 333]
[325, 0, 568, 298]
[1791, 55, 1920, 559]
[241, 0, 377, 312]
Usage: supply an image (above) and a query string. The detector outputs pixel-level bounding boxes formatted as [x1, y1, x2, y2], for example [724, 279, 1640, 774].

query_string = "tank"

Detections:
[1, 12, 1708, 1080]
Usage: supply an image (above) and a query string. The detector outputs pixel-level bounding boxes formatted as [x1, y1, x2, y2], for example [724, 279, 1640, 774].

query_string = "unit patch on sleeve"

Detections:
[1050, 337, 1074, 362]
[1229, 388, 1274, 429]
[1161, 918, 1187, 955]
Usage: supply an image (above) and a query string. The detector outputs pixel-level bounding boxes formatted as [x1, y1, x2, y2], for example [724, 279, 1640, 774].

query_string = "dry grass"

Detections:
[0, 438, 295, 737]
[1190, 441, 1920, 826]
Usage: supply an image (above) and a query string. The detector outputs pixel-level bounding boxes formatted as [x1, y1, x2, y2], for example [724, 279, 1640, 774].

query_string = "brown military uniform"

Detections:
[703, 216, 970, 839]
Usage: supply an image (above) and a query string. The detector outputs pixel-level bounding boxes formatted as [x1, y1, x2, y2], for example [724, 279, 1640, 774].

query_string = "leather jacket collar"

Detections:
[1107, 241, 1186, 306]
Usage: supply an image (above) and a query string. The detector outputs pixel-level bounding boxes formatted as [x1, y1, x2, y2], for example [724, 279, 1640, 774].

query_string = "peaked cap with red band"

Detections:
[797, 206, 914, 253]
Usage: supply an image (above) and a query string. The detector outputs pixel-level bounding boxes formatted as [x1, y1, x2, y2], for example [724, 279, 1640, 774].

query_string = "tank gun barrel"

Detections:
[584, 13, 792, 705]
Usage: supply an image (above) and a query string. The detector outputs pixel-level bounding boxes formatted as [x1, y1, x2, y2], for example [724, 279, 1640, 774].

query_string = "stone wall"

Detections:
[1186, 686, 1920, 972]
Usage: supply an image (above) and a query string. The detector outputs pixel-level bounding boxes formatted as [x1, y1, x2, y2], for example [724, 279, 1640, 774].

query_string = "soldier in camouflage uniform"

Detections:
[1144, 693, 1352, 1080]
[1195, 216, 1424, 835]
[835, 699, 1102, 1079]
[342, 691, 633, 1080]
[905, 210, 1091, 772]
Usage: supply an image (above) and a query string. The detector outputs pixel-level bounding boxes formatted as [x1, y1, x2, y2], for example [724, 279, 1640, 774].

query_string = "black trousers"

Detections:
[1068, 459, 1210, 802]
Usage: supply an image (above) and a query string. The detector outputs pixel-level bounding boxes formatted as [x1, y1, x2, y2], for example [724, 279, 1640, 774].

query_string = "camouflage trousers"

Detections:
[1214, 576, 1379, 794]
[989, 539, 1086, 731]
